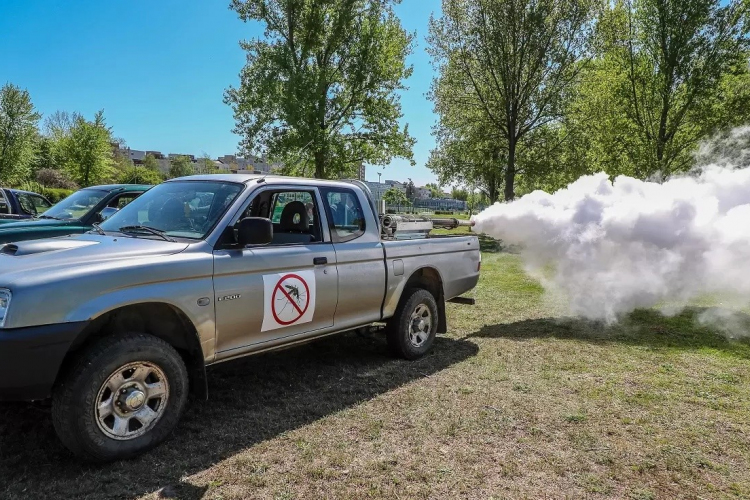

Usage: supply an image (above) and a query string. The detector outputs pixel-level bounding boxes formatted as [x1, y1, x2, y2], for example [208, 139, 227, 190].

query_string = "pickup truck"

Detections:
[0, 184, 151, 243]
[0, 175, 480, 462]
[0, 188, 52, 220]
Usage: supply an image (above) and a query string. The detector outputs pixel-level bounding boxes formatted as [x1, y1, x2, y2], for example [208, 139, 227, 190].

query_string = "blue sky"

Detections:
[0, 0, 442, 186]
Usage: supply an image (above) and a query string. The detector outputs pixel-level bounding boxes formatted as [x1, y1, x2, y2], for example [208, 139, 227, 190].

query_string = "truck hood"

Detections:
[0, 218, 74, 229]
[0, 234, 190, 282]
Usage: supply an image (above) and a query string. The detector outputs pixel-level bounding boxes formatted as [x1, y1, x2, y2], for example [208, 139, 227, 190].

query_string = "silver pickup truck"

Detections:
[0, 175, 480, 461]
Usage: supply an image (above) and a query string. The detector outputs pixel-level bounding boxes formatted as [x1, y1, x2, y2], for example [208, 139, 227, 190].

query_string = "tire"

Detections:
[51, 332, 189, 462]
[386, 288, 439, 360]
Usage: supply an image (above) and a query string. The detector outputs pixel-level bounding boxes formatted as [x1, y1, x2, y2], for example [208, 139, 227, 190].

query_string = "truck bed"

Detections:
[381, 235, 481, 319]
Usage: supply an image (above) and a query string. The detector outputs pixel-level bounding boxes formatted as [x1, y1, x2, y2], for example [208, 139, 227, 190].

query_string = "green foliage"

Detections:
[169, 155, 194, 179]
[428, 0, 596, 200]
[142, 153, 160, 171]
[568, 0, 750, 180]
[225, 0, 416, 179]
[194, 154, 220, 174]
[424, 182, 443, 199]
[43, 188, 74, 203]
[451, 187, 468, 201]
[118, 166, 163, 185]
[0, 83, 41, 185]
[382, 187, 410, 206]
[58, 111, 114, 187]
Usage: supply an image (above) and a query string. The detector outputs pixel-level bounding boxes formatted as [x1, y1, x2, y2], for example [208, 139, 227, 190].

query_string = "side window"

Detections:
[31, 195, 51, 211]
[16, 193, 38, 215]
[270, 191, 316, 227]
[320, 187, 365, 242]
[0, 192, 8, 214]
[110, 193, 139, 209]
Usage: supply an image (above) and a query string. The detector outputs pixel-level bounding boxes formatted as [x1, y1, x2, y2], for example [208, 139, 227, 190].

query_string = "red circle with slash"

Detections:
[271, 273, 311, 325]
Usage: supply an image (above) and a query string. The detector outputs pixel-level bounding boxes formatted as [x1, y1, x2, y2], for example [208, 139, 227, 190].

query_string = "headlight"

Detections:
[0, 289, 10, 328]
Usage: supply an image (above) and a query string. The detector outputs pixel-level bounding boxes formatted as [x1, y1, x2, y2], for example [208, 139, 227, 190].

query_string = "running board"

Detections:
[447, 296, 475, 305]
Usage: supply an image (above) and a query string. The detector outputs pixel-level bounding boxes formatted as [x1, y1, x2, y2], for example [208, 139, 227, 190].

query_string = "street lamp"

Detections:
[377, 172, 382, 183]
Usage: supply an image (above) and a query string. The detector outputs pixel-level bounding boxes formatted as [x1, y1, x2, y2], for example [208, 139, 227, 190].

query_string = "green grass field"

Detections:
[1, 242, 749, 499]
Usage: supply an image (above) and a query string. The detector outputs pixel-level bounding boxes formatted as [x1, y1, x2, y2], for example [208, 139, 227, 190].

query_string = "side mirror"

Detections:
[97, 206, 119, 222]
[236, 217, 273, 247]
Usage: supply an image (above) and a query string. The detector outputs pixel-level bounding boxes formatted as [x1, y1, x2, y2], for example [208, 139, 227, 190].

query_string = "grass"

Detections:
[2, 242, 750, 499]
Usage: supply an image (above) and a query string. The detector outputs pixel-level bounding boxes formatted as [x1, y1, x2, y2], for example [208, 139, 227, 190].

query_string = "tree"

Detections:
[169, 155, 194, 178]
[119, 166, 163, 185]
[609, 0, 749, 178]
[142, 153, 160, 171]
[58, 111, 114, 187]
[451, 187, 468, 201]
[194, 153, 219, 174]
[382, 187, 410, 209]
[225, 0, 416, 179]
[405, 179, 416, 200]
[428, 0, 595, 200]
[0, 83, 41, 184]
[424, 182, 443, 199]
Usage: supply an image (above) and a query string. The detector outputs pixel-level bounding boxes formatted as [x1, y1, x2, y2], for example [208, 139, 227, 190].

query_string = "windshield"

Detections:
[100, 180, 244, 239]
[41, 189, 108, 220]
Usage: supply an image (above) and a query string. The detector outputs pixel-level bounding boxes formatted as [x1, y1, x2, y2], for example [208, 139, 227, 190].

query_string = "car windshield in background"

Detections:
[40, 189, 108, 220]
[99, 180, 244, 240]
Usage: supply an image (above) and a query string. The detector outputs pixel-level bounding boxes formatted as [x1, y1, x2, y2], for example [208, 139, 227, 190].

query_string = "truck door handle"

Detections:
[313, 257, 328, 265]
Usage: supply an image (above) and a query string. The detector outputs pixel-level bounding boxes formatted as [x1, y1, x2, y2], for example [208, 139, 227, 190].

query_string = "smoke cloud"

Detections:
[472, 166, 750, 324]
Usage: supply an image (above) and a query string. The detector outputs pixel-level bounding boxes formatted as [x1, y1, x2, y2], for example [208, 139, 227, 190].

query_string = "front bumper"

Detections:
[0, 321, 88, 401]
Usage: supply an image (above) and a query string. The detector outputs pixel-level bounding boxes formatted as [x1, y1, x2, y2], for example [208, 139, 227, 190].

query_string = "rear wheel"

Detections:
[386, 288, 438, 360]
[51, 332, 189, 462]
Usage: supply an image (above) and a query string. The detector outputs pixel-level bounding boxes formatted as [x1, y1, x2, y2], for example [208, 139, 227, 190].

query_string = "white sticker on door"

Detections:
[261, 270, 317, 332]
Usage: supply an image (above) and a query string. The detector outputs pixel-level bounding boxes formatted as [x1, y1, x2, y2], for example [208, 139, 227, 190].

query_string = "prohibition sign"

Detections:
[271, 273, 311, 325]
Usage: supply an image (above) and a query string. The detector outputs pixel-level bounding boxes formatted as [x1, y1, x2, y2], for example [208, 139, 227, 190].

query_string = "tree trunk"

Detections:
[504, 136, 516, 201]
[314, 150, 326, 179]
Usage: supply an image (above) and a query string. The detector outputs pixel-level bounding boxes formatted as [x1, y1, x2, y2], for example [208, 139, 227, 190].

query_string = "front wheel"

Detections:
[51, 333, 189, 462]
[386, 288, 439, 360]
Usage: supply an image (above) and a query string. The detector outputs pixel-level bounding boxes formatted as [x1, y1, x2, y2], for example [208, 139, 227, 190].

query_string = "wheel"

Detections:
[386, 288, 438, 360]
[51, 332, 189, 462]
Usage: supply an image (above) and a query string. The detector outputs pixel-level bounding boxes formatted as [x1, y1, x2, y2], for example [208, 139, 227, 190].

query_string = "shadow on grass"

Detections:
[0, 332, 478, 500]
[468, 308, 750, 358]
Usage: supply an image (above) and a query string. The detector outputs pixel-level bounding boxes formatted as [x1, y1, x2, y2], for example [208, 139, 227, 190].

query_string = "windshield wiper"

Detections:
[90, 223, 106, 235]
[118, 225, 175, 242]
[37, 215, 61, 220]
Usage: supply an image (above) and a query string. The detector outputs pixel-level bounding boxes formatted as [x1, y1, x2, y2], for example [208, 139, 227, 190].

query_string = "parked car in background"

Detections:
[0, 188, 53, 220]
[0, 184, 151, 244]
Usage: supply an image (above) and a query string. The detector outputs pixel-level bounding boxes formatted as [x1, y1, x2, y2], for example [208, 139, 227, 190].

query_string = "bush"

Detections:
[118, 167, 163, 185]
[43, 188, 74, 203]
[36, 168, 78, 190]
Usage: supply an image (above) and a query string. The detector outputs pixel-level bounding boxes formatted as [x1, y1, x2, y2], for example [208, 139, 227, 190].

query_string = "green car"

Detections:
[0, 184, 151, 244]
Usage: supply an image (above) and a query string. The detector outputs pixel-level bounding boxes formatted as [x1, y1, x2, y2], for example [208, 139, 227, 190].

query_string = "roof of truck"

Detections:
[170, 174, 362, 189]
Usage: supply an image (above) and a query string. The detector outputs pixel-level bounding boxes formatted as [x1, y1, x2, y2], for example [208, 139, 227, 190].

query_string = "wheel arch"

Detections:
[401, 266, 447, 334]
[61, 302, 208, 400]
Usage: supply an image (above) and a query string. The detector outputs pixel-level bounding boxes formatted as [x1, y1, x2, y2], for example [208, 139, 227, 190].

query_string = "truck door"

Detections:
[319, 186, 385, 330]
[212, 186, 338, 356]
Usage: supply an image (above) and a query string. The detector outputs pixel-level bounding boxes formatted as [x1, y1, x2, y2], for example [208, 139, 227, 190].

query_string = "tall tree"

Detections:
[225, 0, 416, 179]
[0, 83, 41, 184]
[616, 0, 749, 177]
[142, 153, 160, 171]
[59, 111, 114, 187]
[194, 153, 218, 174]
[428, 0, 595, 200]
[169, 155, 194, 179]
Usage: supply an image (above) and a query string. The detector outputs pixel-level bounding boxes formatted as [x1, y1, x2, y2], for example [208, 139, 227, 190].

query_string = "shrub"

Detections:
[43, 188, 74, 203]
[36, 168, 78, 190]
[118, 166, 163, 185]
